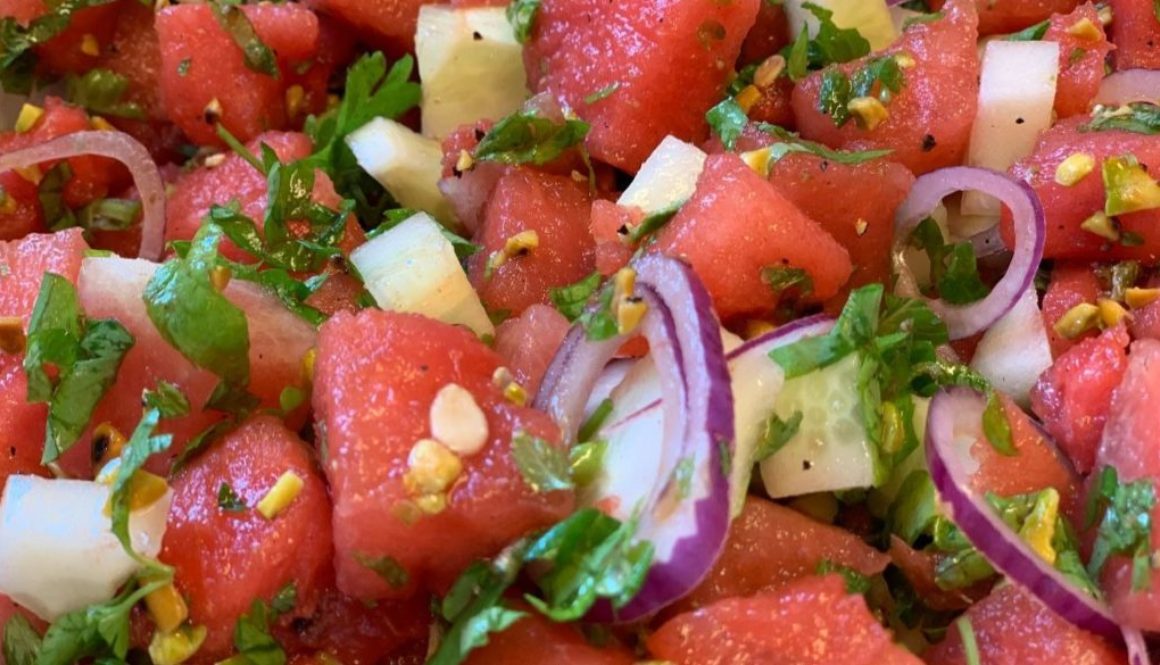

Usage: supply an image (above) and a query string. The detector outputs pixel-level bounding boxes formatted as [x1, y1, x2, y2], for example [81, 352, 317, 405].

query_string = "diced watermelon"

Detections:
[1003, 117, 1160, 262]
[160, 415, 332, 662]
[25, 1, 123, 76]
[438, 121, 503, 235]
[524, 0, 760, 172]
[494, 304, 571, 396]
[0, 230, 89, 485]
[0, 171, 43, 241]
[1109, 0, 1160, 70]
[465, 608, 636, 665]
[792, 0, 980, 176]
[313, 310, 574, 600]
[740, 0, 791, 66]
[651, 152, 852, 321]
[274, 583, 431, 665]
[748, 76, 797, 129]
[1093, 338, 1160, 631]
[155, 4, 321, 146]
[1129, 289, 1160, 340]
[302, 0, 433, 53]
[932, 0, 1080, 36]
[923, 584, 1125, 665]
[75, 256, 317, 475]
[468, 168, 596, 318]
[0, 0, 42, 24]
[647, 575, 922, 665]
[588, 200, 636, 277]
[887, 536, 991, 612]
[765, 152, 915, 308]
[969, 395, 1080, 510]
[1044, 4, 1114, 119]
[669, 496, 890, 615]
[0, 97, 129, 212]
[1041, 263, 1102, 358]
[1030, 325, 1129, 475]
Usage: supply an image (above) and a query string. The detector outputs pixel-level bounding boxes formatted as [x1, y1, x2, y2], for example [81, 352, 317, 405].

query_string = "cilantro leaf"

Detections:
[430, 555, 527, 665]
[353, 552, 411, 590]
[506, 0, 542, 44]
[217, 482, 246, 512]
[143, 224, 252, 402]
[2, 614, 41, 665]
[65, 69, 145, 120]
[1082, 103, 1160, 135]
[142, 380, 191, 419]
[754, 410, 803, 461]
[474, 109, 590, 166]
[36, 577, 167, 665]
[803, 2, 871, 65]
[109, 409, 174, 560]
[210, 3, 278, 78]
[233, 600, 287, 665]
[706, 97, 748, 151]
[549, 271, 602, 321]
[1087, 466, 1156, 590]
[23, 274, 134, 463]
[511, 431, 574, 493]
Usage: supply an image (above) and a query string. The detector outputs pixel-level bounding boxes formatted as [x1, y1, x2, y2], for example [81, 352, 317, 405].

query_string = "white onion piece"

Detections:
[0, 475, 171, 621]
[970, 287, 1053, 406]
[618, 136, 706, 216]
[0, 131, 166, 260]
[963, 40, 1059, 217]
[1094, 70, 1160, 106]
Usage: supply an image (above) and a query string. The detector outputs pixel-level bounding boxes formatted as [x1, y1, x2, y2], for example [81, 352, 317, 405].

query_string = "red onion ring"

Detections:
[893, 167, 1045, 340]
[534, 254, 734, 621]
[0, 131, 166, 261]
[926, 387, 1123, 640]
[1094, 70, 1160, 106]
[1125, 627, 1153, 665]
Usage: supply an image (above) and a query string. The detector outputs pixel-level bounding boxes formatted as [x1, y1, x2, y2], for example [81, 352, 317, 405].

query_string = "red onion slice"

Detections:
[1124, 627, 1153, 665]
[534, 254, 734, 621]
[926, 387, 1122, 640]
[0, 131, 166, 261]
[893, 167, 1045, 340]
[1094, 70, 1160, 106]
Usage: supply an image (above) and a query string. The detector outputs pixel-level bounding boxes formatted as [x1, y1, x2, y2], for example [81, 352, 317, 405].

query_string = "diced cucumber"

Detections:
[759, 353, 879, 498]
[416, 6, 529, 139]
[350, 212, 494, 337]
[346, 117, 457, 226]
[618, 136, 707, 215]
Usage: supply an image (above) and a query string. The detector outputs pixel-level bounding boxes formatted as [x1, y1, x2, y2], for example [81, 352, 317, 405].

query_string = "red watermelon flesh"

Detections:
[588, 200, 637, 277]
[156, 3, 321, 147]
[302, 0, 434, 53]
[651, 152, 852, 321]
[647, 575, 922, 665]
[21, 1, 122, 76]
[1108, 0, 1160, 70]
[1003, 117, 1160, 262]
[1041, 263, 1102, 358]
[888, 536, 991, 612]
[669, 496, 890, 616]
[0, 230, 89, 484]
[465, 608, 635, 665]
[313, 310, 574, 601]
[933, 0, 1080, 36]
[1093, 338, 1160, 631]
[792, 0, 980, 176]
[1030, 325, 1129, 475]
[748, 76, 797, 129]
[160, 414, 332, 663]
[75, 256, 316, 476]
[1044, 4, 1114, 119]
[922, 584, 1125, 665]
[740, 0, 791, 66]
[468, 168, 596, 318]
[494, 304, 571, 396]
[524, 0, 760, 173]
[0, 172, 43, 242]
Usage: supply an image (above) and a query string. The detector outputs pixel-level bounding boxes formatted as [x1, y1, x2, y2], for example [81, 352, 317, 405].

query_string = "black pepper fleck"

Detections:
[921, 134, 937, 152]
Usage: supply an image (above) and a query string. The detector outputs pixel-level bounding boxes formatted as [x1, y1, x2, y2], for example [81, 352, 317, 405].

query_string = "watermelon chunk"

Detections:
[1093, 338, 1160, 631]
[923, 584, 1125, 665]
[669, 496, 890, 616]
[647, 575, 922, 664]
[1109, 0, 1160, 70]
[13, 0, 124, 76]
[313, 310, 574, 600]
[1041, 263, 1102, 358]
[160, 415, 332, 662]
[0, 172, 43, 243]
[0, 230, 89, 484]
[302, 0, 434, 53]
[493, 304, 571, 396]
[792, 0, 980, 176]
[468, 168, 596, 318]
[588, 200, 637, 277]
[651, 152, 852, 321]
[1030, 325, 1129, 475]
[1003, 116, 1160, 262]
[1044, 4, 1114, 119]
[740, 0, 791, 66]
[524, 0, 760, 172]
[75, 256, 316, 475]
[156, 4, 321, 146]
[465, 608, 635, 665]
[274, 586, 430, 665]
[933, 0, 1080, 36]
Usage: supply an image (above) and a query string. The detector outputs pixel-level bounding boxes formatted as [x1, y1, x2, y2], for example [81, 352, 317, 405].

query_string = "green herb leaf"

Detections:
[506, 0, 542, 44]
[816, 559, 872, 594]
[754, 123, 892, 165]
[981, 392, 1017, 456]
[511, 431, 574, 493]
[817, 69, 852, 126]
[888, 470, 939, 544]
[583, 82, 621, 104]
[65, 69, 145, 120]
[210, 3, 279, 78]
[706, 97, 748, 151]
[109, 409, 174, 560]
[2, 614, 41, 665]
[430, 554, 527, 665]
[754, 410, 803, 461]
[761, 266, 814, 298]
[36, 577, 167, 665]
[218, 482, 247, 512]
[270, 583, 297, 616]
[474, 109, 590, 166]
[37, 163, 76, 232]
[569, 439, 607, 488]
[549, 271, 602, 321]
[354, 552, 411, 590]
[907, 217, 988, 305]
[576, 282, 619, 342]
[1081, 103, 1160, 135]
[233, 600, 286, 665]
[957, 616, 982, 665]
[143, 380, 191, 419]
[577, 398, 614, 443]
[803, 2, 872, 65]
[1087, 466, 1156, 590]
[785, 25, 810, 80]
[1006, 18, 1050, 41]
[627, 202, 683, 243]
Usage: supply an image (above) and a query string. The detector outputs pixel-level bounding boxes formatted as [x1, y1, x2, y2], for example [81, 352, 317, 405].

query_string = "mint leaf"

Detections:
[210, 3, 278, 78]
[803, 2, 871, 65]
[706, 97, 748, 151]
[37, 577, 167, 665]
[1006, 18, 1050, 41]
[1087, 466, 1156, 590]
[754, 123, 892, 165]
[109, 409, 174, 561]
[907, 217, 987, 305]
[816, 559, 872, 594]
[430, 555, 527, 665]
[474, 109, 590, 166]
[549, 271, 602, 321]
[0, 0, 117, 93]
[354, 552, 410, 589]
[1082, 103, 1160, 135]
[233, 600, 286, 665]
[143, 380, 191, 419]
[511, 431, 573, 493]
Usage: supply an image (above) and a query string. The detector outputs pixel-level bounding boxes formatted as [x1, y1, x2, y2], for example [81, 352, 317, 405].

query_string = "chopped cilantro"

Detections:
[754, 410, 803, 461]
[506, 0, 542, 44]
[65, 69, 145, 120]
[1086, 466, 1156, 591]
[818, 69, 852, 125]
[511, 431, 573, 493]
[210, 2, 279, 78]
[429, 557, 527, 665]
[576, 281, 619, 341]
[754, 123, 892, 165]
[785, 25, 810, 80]
[761, 265, 813, 299]
[473, 109, 590, 166]
[549, 271, 602, 321]
[2, 614, 41, 665]
[1081, 103, 1160, 135]
[35, 575, 169, 665]
[233, 599, 287, 665]
[907, 218, 988, 305]
[354, 552, 411, 589]
[706, 97, 748, 151]
[218, 482, 247, 512]
[23, 273, 134, 463]
[816, 56, 905, 127]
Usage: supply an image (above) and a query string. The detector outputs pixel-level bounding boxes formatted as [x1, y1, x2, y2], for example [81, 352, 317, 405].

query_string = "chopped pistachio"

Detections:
[15, 104, 44, 133]
[404, 438, 463, 496]
[256, 471, 305, 520]
[209, 265, 231, 292]
[1098, 297, 1131, 327]
[284, 84, 306, 118]
[753, 54, 786, 88]
[616, 297, 647, 335]
[735, 84, 762, 113]
[144, 583, 190, 634]
[455, 148, 475, 173]
[0, 316, 25, 354]
[1102, 154, 1160, 216]
[301, 347, 316, 383]
[1125, 287, 1160, 309]
[894, 52, 917, 69]
[1053, 302, 1100, 339]
[79, 33, 100, 56]
[414, 492, 448, 515]
[1054, 152, 1095, 186]
[855, 218, 869, 236]
[430, 383, 489, 456]
[1018, 488, 1060, 565]
[743, 319, 777, 340]
[503, 381, 528, 406]
[202, 98, 223, 124]
[148, 624, 207, 665]
[89, 116, 115, 132]
[1080, 210, 1120, 241]
[486, 230, 540, 276]
[203, 153, 227, 169]
[1066, 17, 1102, 41]
[847, 96, 889, 131]
[740, 146, 774, 175]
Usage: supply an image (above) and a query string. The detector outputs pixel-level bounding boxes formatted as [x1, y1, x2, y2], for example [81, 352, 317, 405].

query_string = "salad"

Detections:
[0, 0, 1159, 663]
